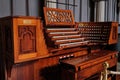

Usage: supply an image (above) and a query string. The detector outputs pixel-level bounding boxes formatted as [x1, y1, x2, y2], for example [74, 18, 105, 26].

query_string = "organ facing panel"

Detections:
[0, 16, 48, 63]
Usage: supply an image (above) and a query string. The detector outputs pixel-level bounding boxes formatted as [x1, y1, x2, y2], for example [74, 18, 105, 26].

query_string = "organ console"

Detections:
[0, 7, 119, 80]
[43, 7, 118, 80]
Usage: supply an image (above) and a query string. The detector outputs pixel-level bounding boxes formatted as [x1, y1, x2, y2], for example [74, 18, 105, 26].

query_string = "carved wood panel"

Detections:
[44, 7, 75, 26]
[18, 26, 36, 54]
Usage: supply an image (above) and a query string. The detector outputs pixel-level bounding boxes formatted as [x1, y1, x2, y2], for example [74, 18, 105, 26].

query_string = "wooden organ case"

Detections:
[0, 16, 49, 80]
[0, 7, 118, 80]
[0, 16, 48, 63]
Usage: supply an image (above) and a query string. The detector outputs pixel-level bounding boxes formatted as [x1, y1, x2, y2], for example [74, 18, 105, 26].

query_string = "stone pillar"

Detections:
[94, 0, 106, 22]
[118, 0, 120, 23]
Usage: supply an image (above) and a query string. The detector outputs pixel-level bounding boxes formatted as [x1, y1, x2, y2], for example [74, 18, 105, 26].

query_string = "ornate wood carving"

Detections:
[44, 7, 75, 26]
[18, 26, 36, 54]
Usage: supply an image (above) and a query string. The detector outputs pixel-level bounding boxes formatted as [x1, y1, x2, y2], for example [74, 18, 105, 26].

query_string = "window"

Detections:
[45, 0, 80, 22]
[45, 0, 94, 22]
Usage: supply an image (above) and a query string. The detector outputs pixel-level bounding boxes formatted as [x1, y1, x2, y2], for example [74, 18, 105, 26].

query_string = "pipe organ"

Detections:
[0, 7, 118, 80]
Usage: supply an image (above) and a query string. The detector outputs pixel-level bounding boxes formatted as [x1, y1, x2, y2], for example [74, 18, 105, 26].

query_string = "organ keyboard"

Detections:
[45, 27, 88, 50]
